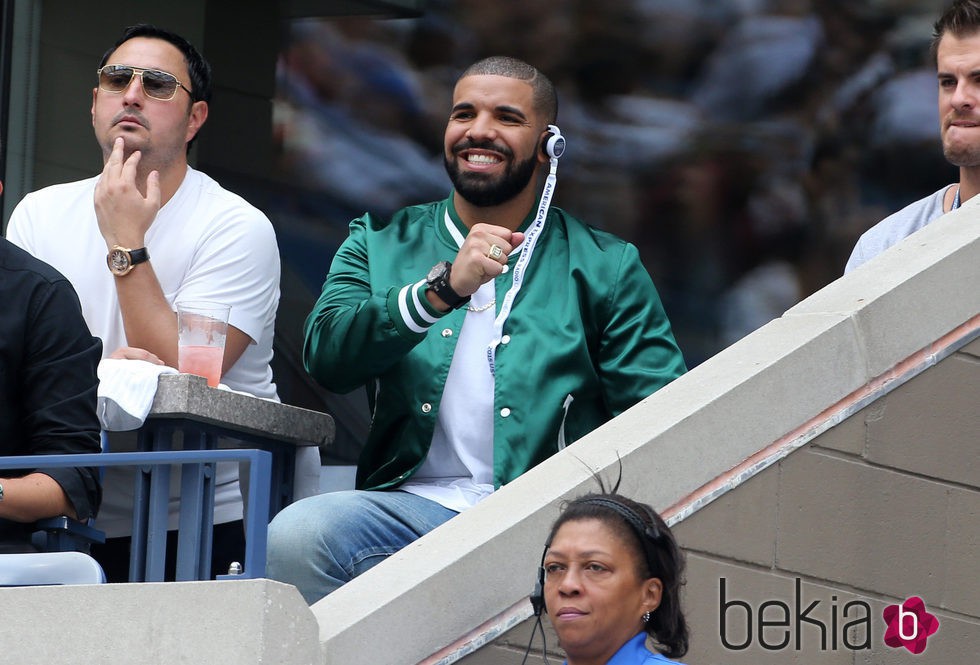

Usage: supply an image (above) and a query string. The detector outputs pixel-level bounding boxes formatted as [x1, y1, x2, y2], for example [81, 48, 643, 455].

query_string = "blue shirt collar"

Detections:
[563, 631, 681, 665]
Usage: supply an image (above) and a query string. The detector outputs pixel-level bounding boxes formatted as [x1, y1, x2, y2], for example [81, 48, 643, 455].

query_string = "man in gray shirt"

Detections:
[846, 0, 980, 272]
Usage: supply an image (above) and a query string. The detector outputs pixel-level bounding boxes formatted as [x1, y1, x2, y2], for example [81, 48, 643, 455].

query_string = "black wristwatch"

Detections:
[426, 261, 470, 309]
[107, 245, 150, 277]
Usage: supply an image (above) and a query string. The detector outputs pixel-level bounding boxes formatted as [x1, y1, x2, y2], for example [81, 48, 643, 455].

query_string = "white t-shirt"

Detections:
[845, 186, 950, 273]
[400, 281, 496, 512]
[399, 209, 502, 513]
[7, 167, 281, 535]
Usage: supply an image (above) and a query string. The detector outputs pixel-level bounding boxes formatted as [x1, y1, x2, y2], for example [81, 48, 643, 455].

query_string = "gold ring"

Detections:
[487, 244, 503, 260]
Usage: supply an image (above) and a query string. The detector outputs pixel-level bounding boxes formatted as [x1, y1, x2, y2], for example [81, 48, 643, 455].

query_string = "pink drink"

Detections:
[178, 345, 224, 387]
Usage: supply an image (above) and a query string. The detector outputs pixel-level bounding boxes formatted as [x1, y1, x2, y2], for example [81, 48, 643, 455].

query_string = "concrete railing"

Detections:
[0, 579, 321, 664]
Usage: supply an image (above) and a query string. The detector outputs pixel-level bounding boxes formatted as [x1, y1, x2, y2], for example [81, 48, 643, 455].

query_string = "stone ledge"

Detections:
[150, 373, 335, 446]
[0, 579, 321, 664]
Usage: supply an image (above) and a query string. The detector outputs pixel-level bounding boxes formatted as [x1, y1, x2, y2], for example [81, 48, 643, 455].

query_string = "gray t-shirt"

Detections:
[844, 185, 952, 273]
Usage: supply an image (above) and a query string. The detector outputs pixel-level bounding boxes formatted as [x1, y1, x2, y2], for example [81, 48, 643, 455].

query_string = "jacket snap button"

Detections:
[441, 328, 453, 337]
[500, 407, 511, 418]
[501, 335, 511, 344]
[422, 403, 432, 413]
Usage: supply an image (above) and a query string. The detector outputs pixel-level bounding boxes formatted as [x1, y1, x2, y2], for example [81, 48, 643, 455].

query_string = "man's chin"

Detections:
[452, 174, 507, 207]
[104, 132, 145, 153]
[943, 146, 980, 168]
[455, 187, 507, 207]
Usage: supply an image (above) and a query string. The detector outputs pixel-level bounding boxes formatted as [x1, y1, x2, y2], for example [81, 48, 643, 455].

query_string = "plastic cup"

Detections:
[176, 301, 230, 388]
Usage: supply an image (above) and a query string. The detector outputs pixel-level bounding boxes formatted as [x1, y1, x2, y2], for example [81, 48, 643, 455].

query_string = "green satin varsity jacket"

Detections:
[304, 194, 686, 491]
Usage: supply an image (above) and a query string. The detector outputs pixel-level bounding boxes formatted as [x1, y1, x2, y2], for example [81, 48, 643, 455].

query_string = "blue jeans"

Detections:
[265, 490, 458, 604]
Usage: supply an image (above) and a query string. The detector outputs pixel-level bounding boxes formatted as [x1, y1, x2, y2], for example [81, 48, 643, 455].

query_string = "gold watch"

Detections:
[107, 245, 150, 276]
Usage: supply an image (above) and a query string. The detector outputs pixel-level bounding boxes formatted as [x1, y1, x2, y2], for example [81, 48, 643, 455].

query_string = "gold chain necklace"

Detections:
[466, 299, 496, 313]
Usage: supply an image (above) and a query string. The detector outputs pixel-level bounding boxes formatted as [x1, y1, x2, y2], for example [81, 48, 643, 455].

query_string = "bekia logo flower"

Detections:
[882, 596, 939, 654]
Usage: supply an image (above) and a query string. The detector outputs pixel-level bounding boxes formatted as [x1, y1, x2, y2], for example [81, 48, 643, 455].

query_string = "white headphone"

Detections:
[542, 124, 565, 160]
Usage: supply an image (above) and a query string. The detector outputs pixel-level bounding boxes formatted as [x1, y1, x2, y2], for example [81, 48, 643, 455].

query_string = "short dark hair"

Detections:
[459, 56, 557, 125]
[99, 24, 212, 104]
[544, 492, 689, 659]
[932, 0, 980, 61]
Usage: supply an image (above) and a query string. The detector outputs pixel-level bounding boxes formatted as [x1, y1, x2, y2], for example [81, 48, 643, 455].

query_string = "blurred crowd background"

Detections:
[269, 0, 955, 368]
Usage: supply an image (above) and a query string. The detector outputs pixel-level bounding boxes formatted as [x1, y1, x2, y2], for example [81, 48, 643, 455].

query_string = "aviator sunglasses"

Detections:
[97, 64, 192, 101]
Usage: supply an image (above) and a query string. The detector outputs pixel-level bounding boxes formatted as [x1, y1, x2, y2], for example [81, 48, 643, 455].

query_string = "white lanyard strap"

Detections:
[486, 156, 560, 375]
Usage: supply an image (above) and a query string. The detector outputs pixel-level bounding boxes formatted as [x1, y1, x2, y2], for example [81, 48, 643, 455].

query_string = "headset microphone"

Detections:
[529, 539, 548, 616]
[530, 573, 545, 616]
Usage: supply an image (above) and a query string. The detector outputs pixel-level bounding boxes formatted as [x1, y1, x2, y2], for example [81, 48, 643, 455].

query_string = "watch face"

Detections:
[427, 261, 448, 284]
[108, 248, 132, 274]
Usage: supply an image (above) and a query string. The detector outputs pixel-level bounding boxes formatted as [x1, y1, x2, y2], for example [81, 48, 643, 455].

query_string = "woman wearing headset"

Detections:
[540, 493, 689, 664]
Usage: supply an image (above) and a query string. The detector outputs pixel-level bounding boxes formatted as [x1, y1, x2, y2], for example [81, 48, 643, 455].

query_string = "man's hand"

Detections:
[94, 137, 161, 249]
[109, 346, 165, 365]
[450, 224, 525, 297]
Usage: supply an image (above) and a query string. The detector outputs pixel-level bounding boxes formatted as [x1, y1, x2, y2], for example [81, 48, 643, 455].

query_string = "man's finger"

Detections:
[121, 148, 143, 181]
[469, 222, 516, 237]
[145, 170, 162, 208]
[105, 136, 125, 169]
[109, 346, 164, 365]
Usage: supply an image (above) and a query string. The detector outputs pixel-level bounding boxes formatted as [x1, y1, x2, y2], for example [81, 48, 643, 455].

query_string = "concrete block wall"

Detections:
[457, 337, 979, 665]
[676, 337, 979, 664]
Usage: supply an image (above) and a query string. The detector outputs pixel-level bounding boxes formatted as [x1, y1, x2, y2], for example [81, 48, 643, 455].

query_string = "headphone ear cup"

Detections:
[542, 124, 565, 160]
[530, 566, 546, 616]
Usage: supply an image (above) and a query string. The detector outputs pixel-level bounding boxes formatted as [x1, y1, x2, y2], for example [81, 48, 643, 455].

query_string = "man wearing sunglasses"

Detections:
[6, 24, 282, 581]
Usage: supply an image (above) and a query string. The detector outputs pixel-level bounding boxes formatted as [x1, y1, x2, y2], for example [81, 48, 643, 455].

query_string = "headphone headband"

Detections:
[576, 496, 661, 542]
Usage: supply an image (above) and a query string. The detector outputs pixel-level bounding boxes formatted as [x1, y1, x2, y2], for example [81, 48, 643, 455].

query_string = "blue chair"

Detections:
[0, 471, 108, 587]
[22, 431, 110, 555]
[31, 515, 106, 553]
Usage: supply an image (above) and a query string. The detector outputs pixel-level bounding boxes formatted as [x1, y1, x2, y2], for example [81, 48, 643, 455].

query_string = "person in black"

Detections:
[0, 173, 103, 551]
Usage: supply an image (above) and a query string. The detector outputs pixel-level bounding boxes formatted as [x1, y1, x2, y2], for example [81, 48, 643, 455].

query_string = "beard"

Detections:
[942, 121, 980, 167]
[444, 140, 538, 207]
[943, 139, 980, 167]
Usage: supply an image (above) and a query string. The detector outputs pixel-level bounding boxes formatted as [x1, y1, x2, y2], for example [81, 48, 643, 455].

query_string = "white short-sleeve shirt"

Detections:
[7, 167, 282, 535]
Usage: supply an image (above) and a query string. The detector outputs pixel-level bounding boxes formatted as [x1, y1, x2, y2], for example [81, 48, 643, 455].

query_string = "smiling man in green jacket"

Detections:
[266, 56, 686, 604]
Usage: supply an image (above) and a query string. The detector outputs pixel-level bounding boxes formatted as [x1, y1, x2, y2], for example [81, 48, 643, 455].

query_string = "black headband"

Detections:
[576, 496, 662, 575]
[580, 496, 660, 535]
